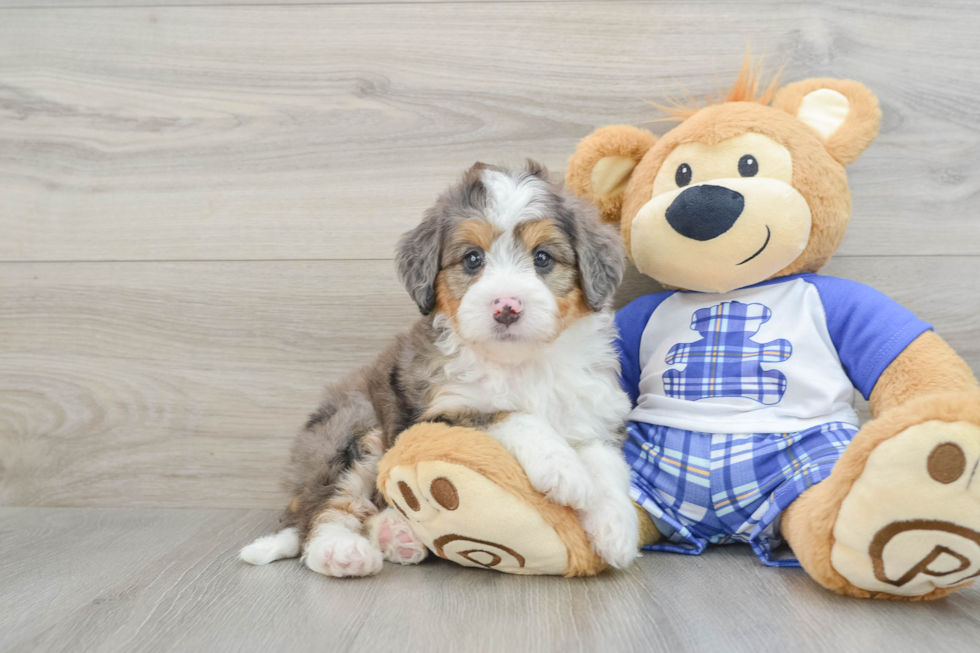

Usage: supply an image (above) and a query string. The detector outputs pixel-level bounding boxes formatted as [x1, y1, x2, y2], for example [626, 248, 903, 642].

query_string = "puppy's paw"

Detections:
[304, 524, 384, 578]
[524, 447, 596, 510]
[581, 496, 641, 569]
[366, 508, 429, 565]
[239, 527, 300, 565]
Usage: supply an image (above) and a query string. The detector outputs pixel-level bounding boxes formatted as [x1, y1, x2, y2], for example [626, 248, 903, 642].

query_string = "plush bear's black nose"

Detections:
[665, 185, 745, 241]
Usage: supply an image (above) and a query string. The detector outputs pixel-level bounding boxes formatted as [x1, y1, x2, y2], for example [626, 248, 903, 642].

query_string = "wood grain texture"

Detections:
[2, 1, 980, 261]
[0, 507, 977, 653]
[1, 256, 977, 509]
[0, 260, 419, 508]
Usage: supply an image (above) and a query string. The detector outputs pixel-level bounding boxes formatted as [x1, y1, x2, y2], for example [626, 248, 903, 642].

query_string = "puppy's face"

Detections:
[397, 162, 625, 357]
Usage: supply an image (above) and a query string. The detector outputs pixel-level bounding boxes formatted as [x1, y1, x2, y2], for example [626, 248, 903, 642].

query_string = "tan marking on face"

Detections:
[435, 270, 463, 322]
[455, 219, 497, 252]
[517, 219, 564, 251]
[514, 218, 579, 300]
[436, 220, 495, 322]
[556, 285, 592, 329]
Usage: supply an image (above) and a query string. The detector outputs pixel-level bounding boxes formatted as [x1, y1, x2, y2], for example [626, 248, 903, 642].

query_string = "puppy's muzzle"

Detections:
[666, 184, 745, 241]
[492, 297, 522, 327]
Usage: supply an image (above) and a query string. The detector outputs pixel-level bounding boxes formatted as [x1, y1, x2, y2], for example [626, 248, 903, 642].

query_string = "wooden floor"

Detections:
[2, 507, 979, 653]
[2, 0, 980, 650]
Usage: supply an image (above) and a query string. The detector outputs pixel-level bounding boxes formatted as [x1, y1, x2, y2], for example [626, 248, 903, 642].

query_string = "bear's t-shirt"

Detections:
[616, 273, 932, 434]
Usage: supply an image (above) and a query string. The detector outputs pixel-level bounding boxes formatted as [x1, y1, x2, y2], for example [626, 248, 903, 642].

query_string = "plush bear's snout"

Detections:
[665, 184, 745, 241]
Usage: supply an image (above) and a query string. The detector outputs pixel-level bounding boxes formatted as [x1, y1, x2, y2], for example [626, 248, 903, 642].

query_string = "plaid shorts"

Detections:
[625, 420, 858, 567]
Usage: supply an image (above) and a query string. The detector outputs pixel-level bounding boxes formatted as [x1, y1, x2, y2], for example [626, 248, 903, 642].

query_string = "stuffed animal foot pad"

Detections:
[832, 419, 980, 597]
[377, 422, 607, 576]
[384, 457, 570, 574]
[785, 392, 980, 600]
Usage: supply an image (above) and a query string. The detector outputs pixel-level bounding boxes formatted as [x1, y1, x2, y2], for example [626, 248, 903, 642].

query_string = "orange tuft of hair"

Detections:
[648, 49, 783, 122]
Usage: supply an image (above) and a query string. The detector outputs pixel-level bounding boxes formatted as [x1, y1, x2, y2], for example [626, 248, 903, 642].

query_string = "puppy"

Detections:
[240, 161, 639, 577]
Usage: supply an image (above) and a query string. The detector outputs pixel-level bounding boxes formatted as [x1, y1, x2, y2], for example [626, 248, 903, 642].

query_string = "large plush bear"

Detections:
[378, 60, 980, 600]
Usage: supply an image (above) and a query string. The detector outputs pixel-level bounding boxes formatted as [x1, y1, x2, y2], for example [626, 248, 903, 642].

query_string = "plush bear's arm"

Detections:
[868, 331, 979, 417]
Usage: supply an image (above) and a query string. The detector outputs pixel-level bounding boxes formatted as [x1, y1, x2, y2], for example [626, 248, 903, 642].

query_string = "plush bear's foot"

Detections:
[832, 420, 980, 596]
[784, 392, 980, 600]
[366, 508, 429, 565]
[377, 422, 607, 576]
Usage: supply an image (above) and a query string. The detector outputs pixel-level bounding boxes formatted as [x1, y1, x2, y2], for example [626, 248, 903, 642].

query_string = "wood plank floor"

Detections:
[1, 1, 979, 262]
[2, 255, 979, 508]
[1, 507, 979, 653]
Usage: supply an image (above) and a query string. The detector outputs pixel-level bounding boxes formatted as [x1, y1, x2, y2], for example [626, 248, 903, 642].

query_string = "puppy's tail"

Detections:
[239, 527, 301, 565]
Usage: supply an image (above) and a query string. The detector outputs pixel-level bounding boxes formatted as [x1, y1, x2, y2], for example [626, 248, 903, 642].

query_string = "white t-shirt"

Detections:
[615, 274, 932, 434]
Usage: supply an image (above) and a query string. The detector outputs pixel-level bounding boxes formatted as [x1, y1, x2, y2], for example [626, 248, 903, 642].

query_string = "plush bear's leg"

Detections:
[636, 503, 662, 547]
[783, 391, 980, 600]
[377, 422, 607, 576]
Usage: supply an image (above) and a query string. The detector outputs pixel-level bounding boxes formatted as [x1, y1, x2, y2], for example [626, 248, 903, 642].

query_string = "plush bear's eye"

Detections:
[463, 249, 484, 273]
[675, 163, 692, 187]
[738, 154, 758, 177]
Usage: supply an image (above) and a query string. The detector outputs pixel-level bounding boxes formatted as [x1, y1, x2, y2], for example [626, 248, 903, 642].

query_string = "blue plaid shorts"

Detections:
[625, 420, 858, 567]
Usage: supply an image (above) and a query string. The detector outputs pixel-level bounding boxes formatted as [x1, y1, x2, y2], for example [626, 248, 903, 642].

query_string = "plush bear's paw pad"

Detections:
[367, 508, 429, 565]
[385, 460, 570, 575]
[832, 420, 980, 596]
[303, 524, 384, 578]
[581, 496, 641, 569]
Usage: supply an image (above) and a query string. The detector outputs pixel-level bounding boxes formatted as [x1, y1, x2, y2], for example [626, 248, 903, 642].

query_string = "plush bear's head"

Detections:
[567, 61, 882, 293]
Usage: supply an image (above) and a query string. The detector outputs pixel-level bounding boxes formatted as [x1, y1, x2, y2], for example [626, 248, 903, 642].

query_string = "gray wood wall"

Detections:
[2, 0, 979, 510]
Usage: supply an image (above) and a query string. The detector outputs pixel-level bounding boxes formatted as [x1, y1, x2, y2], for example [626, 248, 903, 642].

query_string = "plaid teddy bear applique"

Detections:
[663, 301, 793, 405]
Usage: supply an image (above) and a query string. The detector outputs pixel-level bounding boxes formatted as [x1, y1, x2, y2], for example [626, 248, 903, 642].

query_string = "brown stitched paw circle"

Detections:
[927, 442, 967, 484]
[433, 534, 526, 569]
[398, 480, 421, 511]
[430, 477, 459, 510]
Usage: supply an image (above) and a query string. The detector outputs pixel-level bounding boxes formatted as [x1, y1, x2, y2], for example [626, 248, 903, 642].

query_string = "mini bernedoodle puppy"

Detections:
[241, 161, 639, 577]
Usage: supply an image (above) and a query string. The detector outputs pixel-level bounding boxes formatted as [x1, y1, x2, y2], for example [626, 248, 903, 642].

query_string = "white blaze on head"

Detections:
[481, 169, 549, 231]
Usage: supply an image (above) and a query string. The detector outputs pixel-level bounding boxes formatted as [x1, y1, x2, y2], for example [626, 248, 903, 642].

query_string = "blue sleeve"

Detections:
[807, 275, 933, 400]
[614, 292, 674, 407]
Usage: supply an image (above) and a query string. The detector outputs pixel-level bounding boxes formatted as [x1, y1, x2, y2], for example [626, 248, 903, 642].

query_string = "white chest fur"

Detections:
[430, 313, 631, 446]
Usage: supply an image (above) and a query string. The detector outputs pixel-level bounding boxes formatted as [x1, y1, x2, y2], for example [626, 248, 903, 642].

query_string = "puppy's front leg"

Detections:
[577, 441, 640, 568]
[486, 413, 596, 510]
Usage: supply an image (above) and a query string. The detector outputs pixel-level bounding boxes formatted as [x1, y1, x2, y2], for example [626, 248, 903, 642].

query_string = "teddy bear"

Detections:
[377, 57, 980, 600]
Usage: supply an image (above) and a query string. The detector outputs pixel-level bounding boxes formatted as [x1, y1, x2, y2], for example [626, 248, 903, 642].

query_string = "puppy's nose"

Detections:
[666, 184, 744, 241]
[491, 297, 523, 326]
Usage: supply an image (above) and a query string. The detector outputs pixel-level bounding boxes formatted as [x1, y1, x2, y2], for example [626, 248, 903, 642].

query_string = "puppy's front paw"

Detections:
[581, 496, 640, 569]
[366, 508, 429, 565]
[524, 447, 595, 510]
[304, 524, 384, 578]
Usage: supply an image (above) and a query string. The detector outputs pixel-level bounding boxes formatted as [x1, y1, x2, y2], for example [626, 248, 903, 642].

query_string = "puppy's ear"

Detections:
[566, 125, 656, 224]
[570, 198, 626, 310]
[523, 158, 550, 180]
[772, 79, 881, 165]
[395, 211, 442, 315]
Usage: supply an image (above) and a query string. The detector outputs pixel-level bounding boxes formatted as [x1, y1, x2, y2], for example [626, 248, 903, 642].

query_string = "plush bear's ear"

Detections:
[772, 79, 881, 165]
[566, 125, 656, 224]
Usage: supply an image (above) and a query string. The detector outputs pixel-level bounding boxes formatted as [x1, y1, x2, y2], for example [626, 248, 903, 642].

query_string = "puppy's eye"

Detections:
[738, 154, 758, 177]
[463, 249, 484, 273]
[675, 163, 692, 187]
[533, 250, 554, 270]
